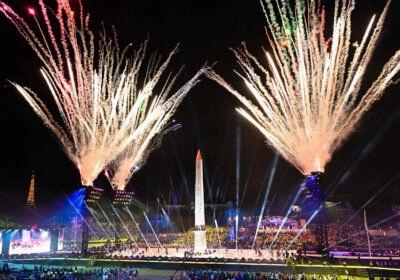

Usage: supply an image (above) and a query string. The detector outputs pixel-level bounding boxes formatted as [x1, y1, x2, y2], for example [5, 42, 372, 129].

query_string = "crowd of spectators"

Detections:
[179, 269, 360, 280]
[1, 266, 394, 280]
[0, 263, 139, 279]
[172, 224, 397, 255]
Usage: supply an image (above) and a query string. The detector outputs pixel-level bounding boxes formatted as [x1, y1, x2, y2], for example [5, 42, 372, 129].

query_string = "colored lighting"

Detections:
[84, 187, 103, 204]
[112, 190, 134, 206]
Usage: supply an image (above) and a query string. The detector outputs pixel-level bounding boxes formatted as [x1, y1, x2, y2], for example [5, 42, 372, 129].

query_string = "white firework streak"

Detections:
[105, 49, 205, 190]
[0, 0, 205, 186]
[205, 0, 400, 175]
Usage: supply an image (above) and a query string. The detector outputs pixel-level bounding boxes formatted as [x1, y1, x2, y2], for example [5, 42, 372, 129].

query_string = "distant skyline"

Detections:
[0, 0, 399, 220]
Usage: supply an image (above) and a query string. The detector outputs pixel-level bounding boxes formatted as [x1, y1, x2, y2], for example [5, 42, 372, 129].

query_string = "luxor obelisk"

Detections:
[194, 150, 207, 253]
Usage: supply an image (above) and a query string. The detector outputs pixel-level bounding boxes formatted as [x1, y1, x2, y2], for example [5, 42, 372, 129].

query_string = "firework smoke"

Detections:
[206, 0, 400, 175]
[1, 0, 204, 186]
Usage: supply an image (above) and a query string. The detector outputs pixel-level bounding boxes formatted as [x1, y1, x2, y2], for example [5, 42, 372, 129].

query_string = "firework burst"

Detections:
[1, 0, 205, 186]
[104, 48, 205, 191]
[205, 0, 400, 175]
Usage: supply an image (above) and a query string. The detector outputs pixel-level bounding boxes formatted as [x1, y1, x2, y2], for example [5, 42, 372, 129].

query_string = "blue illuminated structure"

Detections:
[304, 172, 323, 199]
[63, 187, 103, 257]
[68, 188, 85, 214]
[82, 186, 103, 257]
[305, 171, 329, 257]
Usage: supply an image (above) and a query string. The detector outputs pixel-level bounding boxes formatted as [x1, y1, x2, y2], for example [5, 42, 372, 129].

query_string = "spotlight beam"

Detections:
[125, 206, 153, 254]
[235, 125, 241, 257]
[161, 207, 175, 232]
[209, 122, 234, 205]
[214, 219, 223, 251]
[96, 202, 122, 240]
[251, 153, 279, 254]
[282, 203, 324, 255]
[86, 205, 118, 251]
[269, 184, 302, 250]
[111, 205, 140, 251]
[340, 172, 400, 229]
[327, 212, 400, 250]
[325, 103, 400, 196]
[251, 159, 274, 216]
[64, 195, 110, 254]
[143, 211, 164, 251]
[240, 146, 259, 207]
[168, 134, 193, 203]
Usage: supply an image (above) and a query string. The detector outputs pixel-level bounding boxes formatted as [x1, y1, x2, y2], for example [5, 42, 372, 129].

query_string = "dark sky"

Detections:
[0, 0, 399, 222]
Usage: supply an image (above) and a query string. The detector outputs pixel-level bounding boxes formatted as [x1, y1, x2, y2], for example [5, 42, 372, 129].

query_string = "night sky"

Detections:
[0, 0, 399, 222]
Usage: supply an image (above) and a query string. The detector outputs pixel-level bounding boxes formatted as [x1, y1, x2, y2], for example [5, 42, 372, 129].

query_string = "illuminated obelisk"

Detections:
[194, 150, 207, 253]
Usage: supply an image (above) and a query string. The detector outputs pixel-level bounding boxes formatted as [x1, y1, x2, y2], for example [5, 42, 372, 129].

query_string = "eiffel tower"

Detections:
[25, 171, 36, 208]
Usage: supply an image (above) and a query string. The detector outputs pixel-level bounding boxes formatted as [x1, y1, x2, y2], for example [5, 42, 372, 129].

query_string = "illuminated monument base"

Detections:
[194, 230, 207, 253]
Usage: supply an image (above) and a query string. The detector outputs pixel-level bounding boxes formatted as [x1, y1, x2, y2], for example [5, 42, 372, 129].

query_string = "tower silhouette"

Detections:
[26, 171, 36, 208]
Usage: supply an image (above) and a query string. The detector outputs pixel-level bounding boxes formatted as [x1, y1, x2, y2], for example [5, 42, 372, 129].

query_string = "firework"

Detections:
[0, 0, 204, 186]
[205, 0, 400, 175]
[104, 49, 205, 191]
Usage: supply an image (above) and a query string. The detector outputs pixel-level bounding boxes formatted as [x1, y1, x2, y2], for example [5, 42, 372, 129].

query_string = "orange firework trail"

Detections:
[206, 0, 400, 175]
[0, 0, 204, 187]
